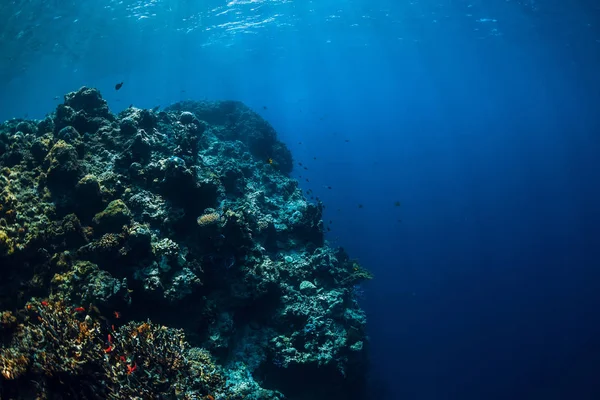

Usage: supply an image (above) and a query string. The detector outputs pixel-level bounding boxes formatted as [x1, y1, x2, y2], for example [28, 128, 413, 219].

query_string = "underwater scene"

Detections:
[1, 0, 600, 399]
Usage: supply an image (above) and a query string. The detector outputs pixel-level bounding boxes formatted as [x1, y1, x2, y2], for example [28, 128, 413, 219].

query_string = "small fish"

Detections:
[263, 106, 268, 110]
[313, 157, 317, 160]
[267, 158, 274, 164]
[107, 334, 113, 344]
[113, 311, 121, 319]
[303, 166, 308, 170]
[298, 141, 302, 145]
[358, 204, 363, 209]
[327, 227, 331, 231]
[127, 363, 137, 375]
[394, 201, 401, 207]
[120, 355, 127, 363]
[327, 186, 332, 189]
[41, 300, 49, 306]
[115, 82, 124, 90]
[104, 345, 113, 353]
[306, 178, 309, 182]
[298, 162, 303, 166]
[345, 139, 350, 142]
[74, 307, 85, 313]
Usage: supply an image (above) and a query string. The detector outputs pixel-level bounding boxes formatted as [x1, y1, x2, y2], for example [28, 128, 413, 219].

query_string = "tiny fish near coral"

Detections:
[126, 363, 137, 375]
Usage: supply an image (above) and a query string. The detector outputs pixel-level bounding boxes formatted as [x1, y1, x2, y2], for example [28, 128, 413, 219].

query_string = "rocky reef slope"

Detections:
[0, 87, 372, 399]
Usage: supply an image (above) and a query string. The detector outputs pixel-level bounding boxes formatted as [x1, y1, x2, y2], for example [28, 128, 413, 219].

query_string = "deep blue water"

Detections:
[2, 0, 600, 399]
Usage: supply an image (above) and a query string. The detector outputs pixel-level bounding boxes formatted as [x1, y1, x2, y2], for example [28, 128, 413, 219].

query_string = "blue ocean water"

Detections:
[1, 0, 600, 399]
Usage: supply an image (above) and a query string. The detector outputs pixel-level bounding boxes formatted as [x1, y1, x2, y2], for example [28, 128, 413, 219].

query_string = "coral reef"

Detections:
[0, 300, 225, 399]
[0, 87, 372, 399]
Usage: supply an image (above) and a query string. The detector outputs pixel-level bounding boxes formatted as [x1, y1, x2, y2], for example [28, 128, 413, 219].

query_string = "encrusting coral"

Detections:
[0, 87, 372, 399]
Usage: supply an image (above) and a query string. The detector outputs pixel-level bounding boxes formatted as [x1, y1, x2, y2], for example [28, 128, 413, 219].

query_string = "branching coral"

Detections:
[0, 300, 225, 399]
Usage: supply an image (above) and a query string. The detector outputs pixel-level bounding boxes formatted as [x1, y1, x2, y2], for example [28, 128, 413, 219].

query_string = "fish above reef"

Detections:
[115, 82, 124, 90]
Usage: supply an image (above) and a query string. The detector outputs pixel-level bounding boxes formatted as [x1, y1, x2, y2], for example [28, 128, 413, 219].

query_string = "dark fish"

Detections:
[298, 141, 302, 144]
[298, 162, 303, 166]
[304, 167, 308, 170]
[345, 139, 350, 142]
[313, 157, 317, 160]
[394, 201, 401, 207]
[327, 186, 332, 189]
[358, 204, 363, 209]
[115, 82, 124, 90]
[306, 178, 309, 182]
[327, 227, 331, 231]
[263, 106, 268, 110]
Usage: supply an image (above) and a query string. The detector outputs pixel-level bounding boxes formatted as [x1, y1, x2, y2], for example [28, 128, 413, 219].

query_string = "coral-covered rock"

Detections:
[44, 140, 82, 189]
[0, 88, 370, 400]
[56, 125, 81, 144]
[64, 86, 110, 118]
[30, 135, 52, 162]
[74, 174, 103, 205]
[92, 199, 132, 233]
[119, 116, 137, 136]
[180, 111, 196, 124]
